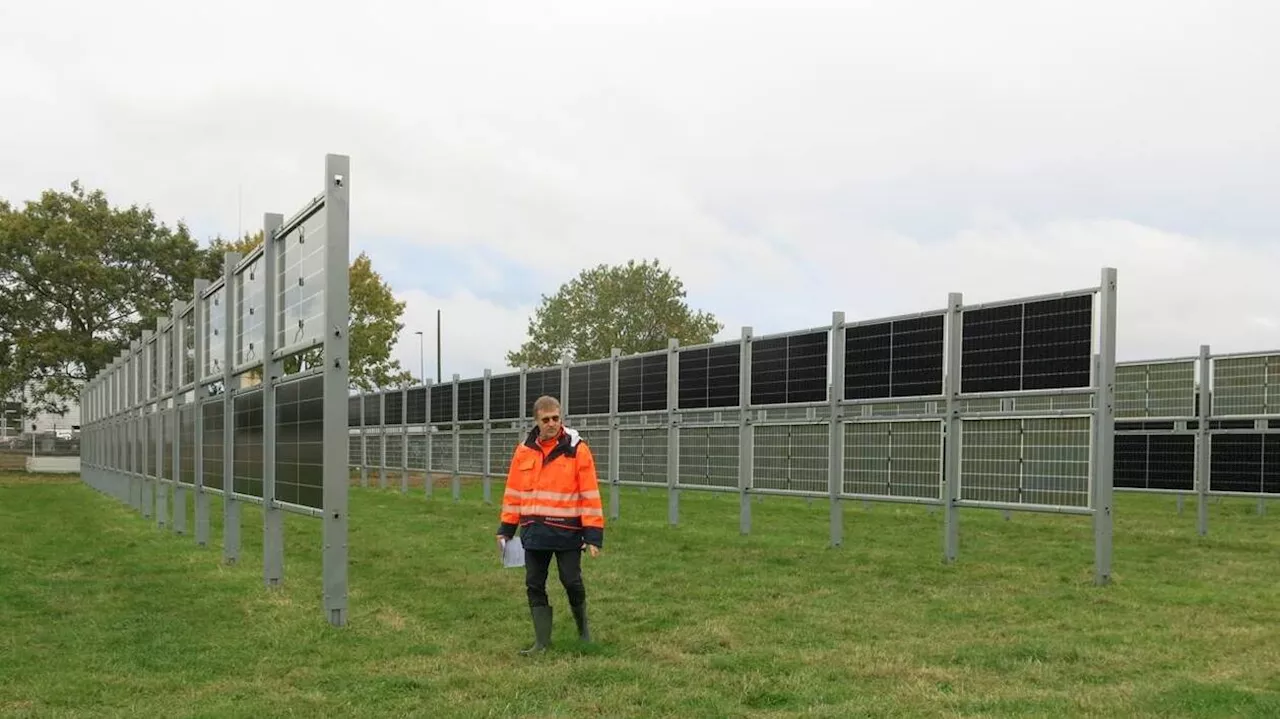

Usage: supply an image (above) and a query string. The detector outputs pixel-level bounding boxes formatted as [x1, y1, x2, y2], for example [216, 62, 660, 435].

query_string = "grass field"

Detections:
[2, 471, 1278, 718]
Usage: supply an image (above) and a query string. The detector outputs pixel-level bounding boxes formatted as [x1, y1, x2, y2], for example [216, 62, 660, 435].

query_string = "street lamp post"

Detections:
[414, 331, 425, 384]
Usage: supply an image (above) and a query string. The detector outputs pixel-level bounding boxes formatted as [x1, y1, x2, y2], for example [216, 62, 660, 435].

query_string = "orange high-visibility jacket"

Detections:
[497, 426, 605, 550]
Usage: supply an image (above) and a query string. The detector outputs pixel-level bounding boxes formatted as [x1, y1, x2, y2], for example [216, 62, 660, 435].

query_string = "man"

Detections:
[496, 395, 604, 655]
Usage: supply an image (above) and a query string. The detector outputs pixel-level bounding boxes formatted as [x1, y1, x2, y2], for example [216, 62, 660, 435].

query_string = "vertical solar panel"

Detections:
[457, 380, 484, 422]
[408, 434, 428, 470]
[842, 421, 942, 498]
[459, 432, 484, 474]
[384, 391, 404, 425]
[232, 389, 264, 497]
[430, 431, 455, 473]
[844, 315, 945, 400]
[960, 295, 1093, 393]
[347, 395, 362, 427]
[750, 331, 829, 406]
[1212, 355, 1280, 416]
[488, 375, 522, 420]
[406, 388, 428, 424]
[678, 343, 741, 410]
[617, 428, 668, 485]
[182, 314, 196, 387]
[488, 430, 521, 475]
[1116, 361, 1196, 419]
[430, 385, 453, 427]
[959, 417, 1091, 507]
[274, 374, 324, 508]
[752, 423, 829, 494]
[235, 255, 265, 369]
[363, 392, 381, 427]
[524, 369, 561, 416]
[618, 354, 668, 413]
[1113, 433, 1195, 491]
[203, 285, 226, 380]
[179, 403, 195, 486]
[677, 426, 739, 488]
[275, 215, 326, 355]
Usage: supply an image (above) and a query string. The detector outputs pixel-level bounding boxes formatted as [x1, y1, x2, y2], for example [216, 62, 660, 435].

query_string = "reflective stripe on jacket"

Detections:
[496, 426, 605, 550]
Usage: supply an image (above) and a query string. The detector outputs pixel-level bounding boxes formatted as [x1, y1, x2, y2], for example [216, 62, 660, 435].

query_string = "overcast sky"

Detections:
[2, 0, 1277, 383]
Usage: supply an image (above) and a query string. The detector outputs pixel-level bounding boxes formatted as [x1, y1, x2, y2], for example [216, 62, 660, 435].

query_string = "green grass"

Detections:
[2, 471, 1278, 718]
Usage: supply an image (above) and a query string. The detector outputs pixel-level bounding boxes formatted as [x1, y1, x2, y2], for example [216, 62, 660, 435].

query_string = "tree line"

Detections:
[0, 182, 722, 420]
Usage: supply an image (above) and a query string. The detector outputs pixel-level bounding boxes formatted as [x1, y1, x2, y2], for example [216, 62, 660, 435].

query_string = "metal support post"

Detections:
[608, 349, 621, 521]
[482, 371, 492, 504]
[667, 339, 680, 526]
[321, 153, 351, 626]
[1197, 344, 1211, 536]
[451, 374, 461, 501]
[171, 301, 186, 536]
[401, 387, 410, 495]
[193, 279, 210, 547]
[942, 292, 964, 563]
[262, 211, 284, 588]
[739, 327, 754, 535]
[1093, 267, 1118, 586]
[829, 311, 845, 547]
[423, 379, 434, 498]
[222, 252, 242, 565]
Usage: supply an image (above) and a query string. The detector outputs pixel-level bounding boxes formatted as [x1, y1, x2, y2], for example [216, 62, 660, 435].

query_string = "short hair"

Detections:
[532, 395, 561, 415]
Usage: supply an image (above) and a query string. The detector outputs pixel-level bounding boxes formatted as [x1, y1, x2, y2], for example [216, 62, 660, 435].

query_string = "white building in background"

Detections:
[1, 383, 81, 438]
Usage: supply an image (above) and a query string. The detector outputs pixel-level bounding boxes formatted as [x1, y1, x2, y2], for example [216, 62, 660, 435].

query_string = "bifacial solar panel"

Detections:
[486, 375, 520, 420]
[844, 314, 944, 401]
[842, 421, 942, 498]
[1113, 433, 1195, 491]
[384, 390, 404, 425]
[179, 403, 196, 486]
[960, 295, 1093, 393]
[1211, 355, 1280, 416]
[678, 343, 740, 410]
[524, 369, 562, 416]
[275, 216, 327, 355]
[431, 384, 454, 425]
[750, 331, 829, 406]
[618, 354, 668, 413]
[959, 417, 1091, 507]
[406, 387, 427, 424]
[567, 363, 611, 416]
[348, 395, 362, 427]
[201, 399, 224, 491]
[203, 286, 226, 380]
[1208, 433, 1280, 494]
[232, 388, 264, 497]
[274, 374, 325, 509]
[235, 256, 265, 369]
[362, 393, 381, 426]
[182, 314, 196, 387]
[162, 327, 174, 394]
[457, 379, 485, 422]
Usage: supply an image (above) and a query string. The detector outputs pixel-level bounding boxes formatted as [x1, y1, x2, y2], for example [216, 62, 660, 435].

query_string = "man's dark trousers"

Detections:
[524, 548, 585, 608]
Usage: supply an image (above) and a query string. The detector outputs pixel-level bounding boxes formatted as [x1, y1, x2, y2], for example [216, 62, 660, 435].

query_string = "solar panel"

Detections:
[618, 354, 668, 413]
[1212, 354, 1280, 416]
[750, 330, 829, 406]
[406, 387, 427, 424]
[961, 295, 1093, 393]
[1113, 433, 1195, 491]
[431, 383, 454, 425]
[844, 314, 944, 400]
[203, 286, 226, 380]
[274, 374, 324, 509]
[568, 363, 611, 416]
[347, 395, 362, 427]
[678, 342, 740, 410]
[232, 388, 264, 497]
[383, 389, 404, 425]
[235, 256, 265, 368]
[524, 369, 561, 416]
[274, 215, 327, 355]
[362, 393, 381, 426]
[488, 374, 521, 420]
[457, 379, 484, 422]
[1208, 433, 1280, 494]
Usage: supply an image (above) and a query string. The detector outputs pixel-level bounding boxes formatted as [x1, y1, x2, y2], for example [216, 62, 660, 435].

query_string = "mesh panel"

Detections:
[459, 432, 485, 474]
[430, 431, 455, 472]
[385, 433, 406, 470]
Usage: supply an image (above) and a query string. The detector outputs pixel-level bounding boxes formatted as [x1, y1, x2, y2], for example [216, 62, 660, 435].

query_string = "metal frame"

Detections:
[79, 154, 351, 627]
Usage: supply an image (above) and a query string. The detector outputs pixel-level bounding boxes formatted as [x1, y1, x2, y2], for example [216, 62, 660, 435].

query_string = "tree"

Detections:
[0, 182, 208, 417]
[202, 233, 413, 391]
[506, 259, 723, 368]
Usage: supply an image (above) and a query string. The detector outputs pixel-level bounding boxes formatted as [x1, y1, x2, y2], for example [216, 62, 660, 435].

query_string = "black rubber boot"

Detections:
[520, 605, 552, 655]
[570, 601, 590, 642]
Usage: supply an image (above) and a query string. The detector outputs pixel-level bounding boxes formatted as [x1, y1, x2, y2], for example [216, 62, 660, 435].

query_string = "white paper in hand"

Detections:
[502, 535, 525, 568]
